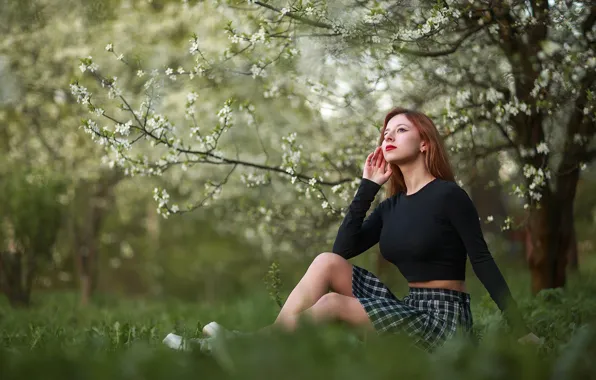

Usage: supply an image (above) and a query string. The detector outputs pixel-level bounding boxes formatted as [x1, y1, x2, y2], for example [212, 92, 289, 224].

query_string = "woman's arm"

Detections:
[332, 177, 385, 260]
[444, 183, 530, 337]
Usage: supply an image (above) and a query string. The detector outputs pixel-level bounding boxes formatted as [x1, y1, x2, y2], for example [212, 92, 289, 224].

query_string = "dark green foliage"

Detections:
[0, 168, 66, 259]
[0, 168, 67, 306]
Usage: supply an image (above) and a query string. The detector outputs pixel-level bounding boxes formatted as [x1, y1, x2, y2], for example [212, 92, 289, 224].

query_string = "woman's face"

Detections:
[381, 114, 426, 164]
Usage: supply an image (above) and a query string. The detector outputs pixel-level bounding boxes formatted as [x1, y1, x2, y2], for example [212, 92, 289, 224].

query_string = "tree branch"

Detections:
[472, 143, 514, 159]
[391, 24, 484, 57]
[173, 163, 238, 214]
[253, 1, 333, 29]
[87, 120, 354, 188]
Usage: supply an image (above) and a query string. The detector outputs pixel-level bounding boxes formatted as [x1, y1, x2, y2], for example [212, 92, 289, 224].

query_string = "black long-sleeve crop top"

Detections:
[333, 177, 529, 336]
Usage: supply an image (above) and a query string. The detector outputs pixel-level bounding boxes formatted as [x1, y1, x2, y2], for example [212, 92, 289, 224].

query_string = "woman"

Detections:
[168, 107, 542, 353]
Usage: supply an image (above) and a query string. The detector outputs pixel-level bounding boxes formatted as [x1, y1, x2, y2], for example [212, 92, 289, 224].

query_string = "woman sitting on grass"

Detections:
[166, 106, 542, 353]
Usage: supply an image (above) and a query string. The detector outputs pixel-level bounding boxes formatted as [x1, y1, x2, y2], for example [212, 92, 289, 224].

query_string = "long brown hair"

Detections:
[379, 107, 455, 198]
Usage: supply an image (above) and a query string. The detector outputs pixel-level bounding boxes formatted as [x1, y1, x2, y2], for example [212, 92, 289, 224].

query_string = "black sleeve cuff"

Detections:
[357, 177, 381, 198]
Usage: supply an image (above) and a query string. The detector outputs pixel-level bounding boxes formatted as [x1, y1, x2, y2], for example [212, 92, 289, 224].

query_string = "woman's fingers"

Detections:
[366, 152, 373, 165]
[368, 147, 388, 171]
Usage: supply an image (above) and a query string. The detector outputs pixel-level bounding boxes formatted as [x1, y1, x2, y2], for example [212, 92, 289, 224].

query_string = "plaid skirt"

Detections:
[352, 265, 473, 352]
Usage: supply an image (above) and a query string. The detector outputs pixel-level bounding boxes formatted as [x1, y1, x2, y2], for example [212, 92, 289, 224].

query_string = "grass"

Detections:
[1, 257, 596, 379]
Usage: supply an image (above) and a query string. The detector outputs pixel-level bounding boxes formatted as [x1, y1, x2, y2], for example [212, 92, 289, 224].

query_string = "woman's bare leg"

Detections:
[203, 252, 371, 337]
[272, 252, 354, 327]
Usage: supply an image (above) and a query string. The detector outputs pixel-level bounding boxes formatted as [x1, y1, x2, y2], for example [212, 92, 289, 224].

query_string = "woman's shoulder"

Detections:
[433, 178, 470, 200]
[432, 178, 477, 213]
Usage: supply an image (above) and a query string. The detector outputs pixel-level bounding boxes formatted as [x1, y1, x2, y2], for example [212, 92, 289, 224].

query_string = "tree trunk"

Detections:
[0, 225, 35, 307]
[551, 170, 580, 288]
[145, 201, 162, 296]
[527, 166, 580, 293]
[73, 171, 122, 305]
[0, 251, 32, 307]
[527, 203, 551, 294]
[74, 240, 98, 306]
[75, 195, 110, 306]
[567, 222, 578, 273]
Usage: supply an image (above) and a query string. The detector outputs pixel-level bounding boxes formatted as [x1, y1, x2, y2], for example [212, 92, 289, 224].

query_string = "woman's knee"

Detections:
[310, 252, 353, 295]
[314, 293, 371, 327]
[311, 292, 343, 318]
[311, 252, 347, 272]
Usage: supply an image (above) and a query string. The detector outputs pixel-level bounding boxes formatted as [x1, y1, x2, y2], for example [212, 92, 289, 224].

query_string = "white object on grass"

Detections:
[203, 321, 225, 337]
[163, 333, 187, 350]
[162, 331, 235, 372]
[162, 333, 214, 353]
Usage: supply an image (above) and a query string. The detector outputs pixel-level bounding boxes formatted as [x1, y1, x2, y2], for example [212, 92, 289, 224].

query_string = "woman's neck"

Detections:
[399, 161, 435, 195]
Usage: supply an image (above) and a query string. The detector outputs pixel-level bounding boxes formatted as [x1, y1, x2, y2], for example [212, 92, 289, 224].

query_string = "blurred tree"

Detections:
[0, 0, 281, 303]
[0, 168, 67, 307]
[70, 171, 124, 305]
[0, 0, 189, 304]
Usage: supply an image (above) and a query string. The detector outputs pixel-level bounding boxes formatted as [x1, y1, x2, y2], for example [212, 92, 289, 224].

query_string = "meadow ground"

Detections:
[1, 256, 596, 380]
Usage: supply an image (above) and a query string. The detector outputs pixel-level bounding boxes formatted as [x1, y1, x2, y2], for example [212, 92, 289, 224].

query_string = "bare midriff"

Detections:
[408, 280, 467, 293]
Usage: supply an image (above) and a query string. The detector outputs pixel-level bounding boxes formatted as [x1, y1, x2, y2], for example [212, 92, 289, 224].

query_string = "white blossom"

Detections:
[240, 171, 268, 187]
[115, 120, 133, 136]
[250, 64, 262, 78]
[364, 13, 384, 24]
[250, 26, 267, 44]
[536, 141, 550, 154]
[153, 187, 171, 218]
[187, 91, 199, 103]
[189, 37, 200, 55]
[573, 133, 588, 145]
[70, 83, 91, 105]
[79, 56, 98, 73]
[501, 217, 513, 231]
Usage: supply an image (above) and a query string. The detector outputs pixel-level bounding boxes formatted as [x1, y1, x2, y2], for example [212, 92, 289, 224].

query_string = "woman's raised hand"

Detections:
[363, 147, 393, 186]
